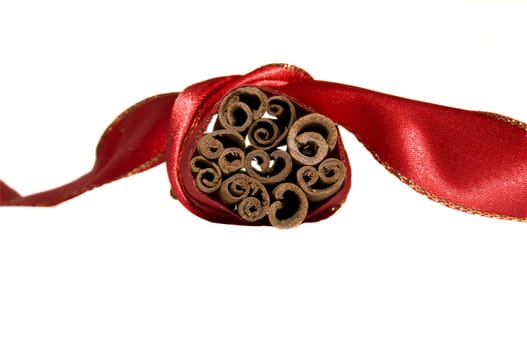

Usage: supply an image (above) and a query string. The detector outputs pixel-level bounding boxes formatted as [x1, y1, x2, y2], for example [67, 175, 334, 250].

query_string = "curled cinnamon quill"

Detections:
[218, 147, 245, 175]
[190, 86, 347, 228]
[196, 129, 245, 160]
[190, 156, 222, 194]
[297, 158, 346, 202]
[287, 113, 338, 166]
[247, 95, 296, 150]
[219, 173, 270, 222]
[268, 182, 309, 229]
[217, 87, 268, 133]
[245, 149, 292, 185]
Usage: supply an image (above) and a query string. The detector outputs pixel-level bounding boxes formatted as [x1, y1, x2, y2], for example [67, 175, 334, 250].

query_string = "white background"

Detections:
[1, 1, 526, 349]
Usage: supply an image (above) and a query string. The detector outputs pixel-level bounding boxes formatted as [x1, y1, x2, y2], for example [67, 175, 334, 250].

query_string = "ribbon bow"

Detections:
[1, 64, 525, 227]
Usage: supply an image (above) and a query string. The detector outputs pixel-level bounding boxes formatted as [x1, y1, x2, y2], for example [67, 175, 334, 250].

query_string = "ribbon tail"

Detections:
[282, 80, 527, 221]
[0, 92, 179, 206]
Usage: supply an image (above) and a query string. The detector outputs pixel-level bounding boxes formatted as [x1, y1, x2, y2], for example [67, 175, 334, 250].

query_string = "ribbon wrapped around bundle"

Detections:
[0, 64, 525, 228]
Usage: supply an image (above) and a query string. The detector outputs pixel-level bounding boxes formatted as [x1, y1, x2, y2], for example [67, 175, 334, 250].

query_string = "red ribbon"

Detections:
[1, 64, 526, 223]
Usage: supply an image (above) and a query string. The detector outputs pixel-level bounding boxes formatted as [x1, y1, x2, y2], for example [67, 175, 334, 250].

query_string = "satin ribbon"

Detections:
[1, 64, 525, 223]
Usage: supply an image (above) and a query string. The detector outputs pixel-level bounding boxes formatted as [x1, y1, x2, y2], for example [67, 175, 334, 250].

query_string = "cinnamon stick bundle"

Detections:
[190, 87, 346, 228]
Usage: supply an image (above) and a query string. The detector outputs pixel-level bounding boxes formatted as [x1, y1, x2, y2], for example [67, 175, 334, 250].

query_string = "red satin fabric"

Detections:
[1, 64, 525, 223]
[0, 92, 178, 206]
[280, 80, 527, 220]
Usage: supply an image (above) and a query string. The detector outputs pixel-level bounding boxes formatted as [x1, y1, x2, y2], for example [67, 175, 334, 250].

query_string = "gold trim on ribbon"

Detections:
[478, 111, 527, 131]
